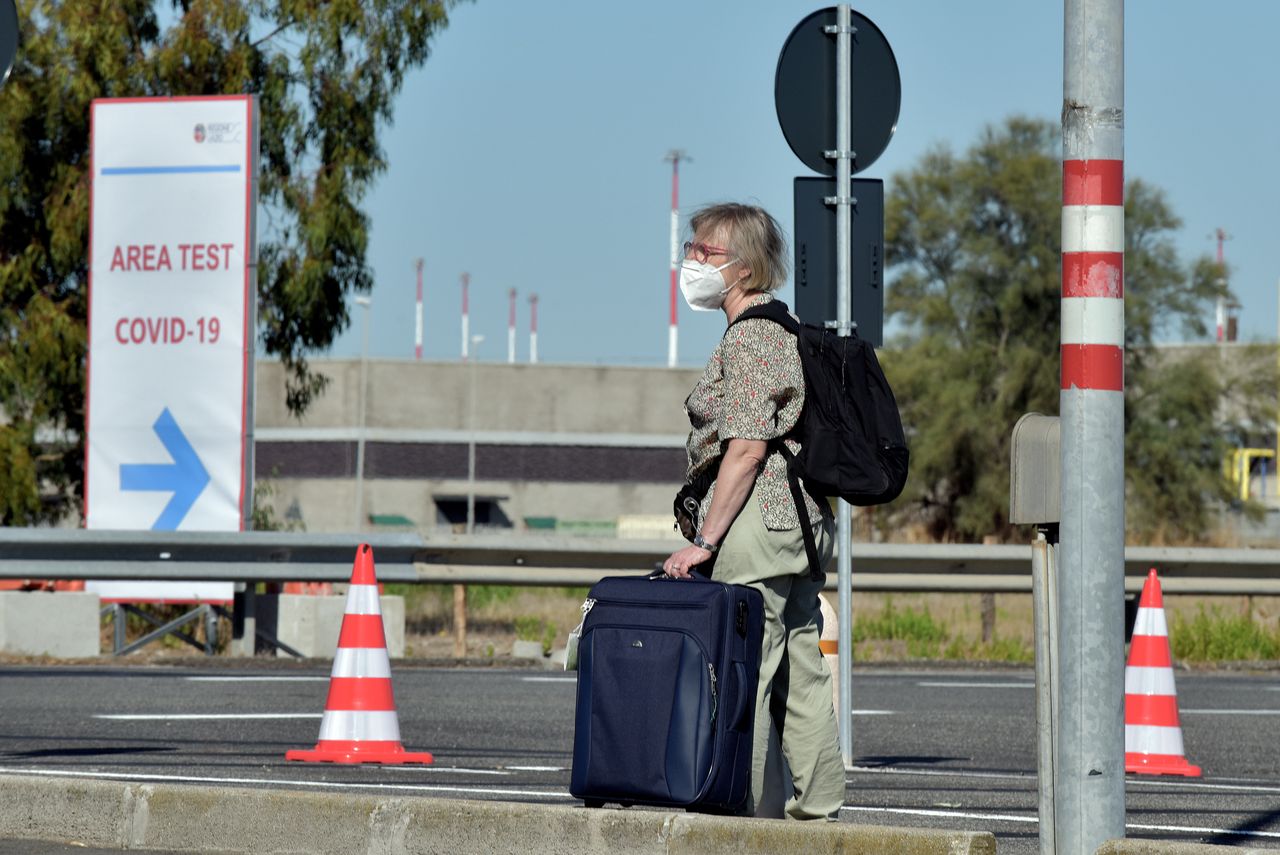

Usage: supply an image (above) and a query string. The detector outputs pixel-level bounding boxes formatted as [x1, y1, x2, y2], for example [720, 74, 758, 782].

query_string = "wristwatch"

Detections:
[692, 533, 719, 553]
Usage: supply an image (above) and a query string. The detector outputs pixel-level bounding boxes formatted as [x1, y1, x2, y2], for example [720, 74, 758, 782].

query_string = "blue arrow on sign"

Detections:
[119, 408, 210, 530]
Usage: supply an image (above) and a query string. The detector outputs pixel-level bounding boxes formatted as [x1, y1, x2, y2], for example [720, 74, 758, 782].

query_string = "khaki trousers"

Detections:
[712, 491, 845, 820]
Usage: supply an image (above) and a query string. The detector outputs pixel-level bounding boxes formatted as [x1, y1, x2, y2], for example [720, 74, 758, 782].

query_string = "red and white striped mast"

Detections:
[1059, 0, 1125, 848]
[664, 150, 689, 368]
[507, 288, 517, 364]
[414, 258, 424, 360]
[529, 293, 539, 364]
[1214, 227, 1230, 342]
[460, 272, 471, 361]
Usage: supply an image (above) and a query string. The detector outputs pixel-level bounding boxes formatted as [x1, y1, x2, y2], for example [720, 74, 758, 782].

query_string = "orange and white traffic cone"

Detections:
[286, 544, 433, 765]
[1124, 568, 1200, 777]
[819, 593, 840, 715]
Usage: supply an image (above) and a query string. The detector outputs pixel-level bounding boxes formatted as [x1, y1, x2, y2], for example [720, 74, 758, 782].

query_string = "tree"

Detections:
[884, 116, 1237, 543]
[0, 0, 457, 524]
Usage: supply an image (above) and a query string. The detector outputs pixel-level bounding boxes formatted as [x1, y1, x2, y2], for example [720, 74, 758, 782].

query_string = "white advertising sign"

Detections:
[85, 96, 258, 603]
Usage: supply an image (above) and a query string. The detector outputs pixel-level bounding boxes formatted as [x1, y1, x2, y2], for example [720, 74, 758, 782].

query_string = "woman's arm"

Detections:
[662, 438, 768, 578]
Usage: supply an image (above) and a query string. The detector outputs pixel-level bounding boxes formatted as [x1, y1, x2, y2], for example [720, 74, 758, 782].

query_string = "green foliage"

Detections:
[513, 615, 557, 656]
[0, 0, 458, 524]
[853, 597, 947, 644]
[885, 116, 1232, 542]
[250, 477, 304, 531]
[467, 585, 516, 610]
[851, 597, 1030, 663]
[1170, 606, 1280, 662]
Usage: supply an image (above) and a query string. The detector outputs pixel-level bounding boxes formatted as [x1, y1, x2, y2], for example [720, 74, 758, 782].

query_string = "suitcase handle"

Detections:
[648, 564, 714, 581]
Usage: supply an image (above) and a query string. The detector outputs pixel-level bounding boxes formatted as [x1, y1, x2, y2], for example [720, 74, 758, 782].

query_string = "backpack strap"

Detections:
[726, 300, 824, 582]
[775, 443, 824, 582]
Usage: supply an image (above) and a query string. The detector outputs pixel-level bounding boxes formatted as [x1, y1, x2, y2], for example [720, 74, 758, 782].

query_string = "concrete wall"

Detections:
[253, 360, 703, 534]
[0, 592, 100, 657]
[255, 359, 702, 436]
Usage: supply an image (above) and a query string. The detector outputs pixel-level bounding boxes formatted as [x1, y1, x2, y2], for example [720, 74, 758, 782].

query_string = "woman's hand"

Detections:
[662, 544, 714, 579]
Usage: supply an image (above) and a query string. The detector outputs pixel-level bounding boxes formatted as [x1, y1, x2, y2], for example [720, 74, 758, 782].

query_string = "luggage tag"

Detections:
[563, 596, 596, 671]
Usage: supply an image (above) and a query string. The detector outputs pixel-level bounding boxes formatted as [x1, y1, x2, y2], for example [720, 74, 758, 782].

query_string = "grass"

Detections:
[1169, 605, 1280, 662]
[384, 583, 1280, 665]
[850, 596, 1032, 662]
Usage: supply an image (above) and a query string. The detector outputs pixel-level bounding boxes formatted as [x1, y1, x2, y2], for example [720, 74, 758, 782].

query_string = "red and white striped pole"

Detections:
[1214, 228, 1228, 342]
[529, 293, 539, 364]
[414, 259, 424, 361]
[1060, 0, 1125, 849]
[507, 288, 517, 364]
[665, 150, 688, 368]
[460, 272, 470, 362]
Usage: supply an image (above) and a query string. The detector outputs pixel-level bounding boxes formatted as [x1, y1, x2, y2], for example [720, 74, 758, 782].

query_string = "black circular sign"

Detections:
[0, 0, 17, 89]
[774, 7, 901, 176]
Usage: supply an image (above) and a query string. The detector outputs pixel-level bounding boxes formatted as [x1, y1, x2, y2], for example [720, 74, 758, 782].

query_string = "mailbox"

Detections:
[1010, 413, 1060, 524]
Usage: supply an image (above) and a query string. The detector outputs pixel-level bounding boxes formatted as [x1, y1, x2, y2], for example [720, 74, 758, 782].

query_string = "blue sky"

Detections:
[325, 0, 1280, 367]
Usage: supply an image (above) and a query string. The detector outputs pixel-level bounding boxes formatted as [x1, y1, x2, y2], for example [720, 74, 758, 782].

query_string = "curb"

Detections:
[1098, 841, 1277, 855]
[0, 772, 995, 854]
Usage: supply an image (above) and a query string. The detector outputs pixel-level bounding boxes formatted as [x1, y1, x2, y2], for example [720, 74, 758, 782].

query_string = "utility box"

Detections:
[1010, 413, 1060, 524]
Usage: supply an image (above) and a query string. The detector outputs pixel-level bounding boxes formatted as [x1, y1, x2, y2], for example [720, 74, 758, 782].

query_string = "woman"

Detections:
[661, 202, 844, 820]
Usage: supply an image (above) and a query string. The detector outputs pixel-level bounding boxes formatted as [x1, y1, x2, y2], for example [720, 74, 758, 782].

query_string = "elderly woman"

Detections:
[661, 203, 844, 820]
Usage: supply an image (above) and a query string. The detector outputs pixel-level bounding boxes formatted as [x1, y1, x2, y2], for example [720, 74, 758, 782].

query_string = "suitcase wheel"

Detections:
[584, 799, 604, 809]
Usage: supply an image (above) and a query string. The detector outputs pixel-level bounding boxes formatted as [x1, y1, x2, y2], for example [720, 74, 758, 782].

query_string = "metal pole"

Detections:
[466, 335, 483, 534]
[508, 288, 517, 364]
[665, 151, 687, 368]
[1033, 530, 1057, 855]
[415, 259, 424, 360]
[353, 296, 372, 531]
[1061, 0, 1125, 851]
[529, 294, 539, 364]
[833, 2, 856, 768]
[460, 273, 470, 361]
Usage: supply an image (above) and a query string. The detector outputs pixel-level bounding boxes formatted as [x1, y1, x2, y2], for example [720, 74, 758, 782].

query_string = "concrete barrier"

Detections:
[257, 593, 405, 658]
[0, 772, 995, 854]
[0, 591, 100, 657]
[1098, 840, 1275, 855]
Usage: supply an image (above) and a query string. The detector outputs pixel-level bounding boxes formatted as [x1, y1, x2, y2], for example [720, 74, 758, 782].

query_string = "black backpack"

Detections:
[729, 299, 909, 577]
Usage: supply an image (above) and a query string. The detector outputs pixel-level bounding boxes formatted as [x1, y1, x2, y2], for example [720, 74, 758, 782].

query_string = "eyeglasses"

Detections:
[682, 241, 734, 264]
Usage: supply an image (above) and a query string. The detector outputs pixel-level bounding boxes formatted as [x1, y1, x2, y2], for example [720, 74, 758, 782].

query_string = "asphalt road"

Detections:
[0, 662, 1277, 854]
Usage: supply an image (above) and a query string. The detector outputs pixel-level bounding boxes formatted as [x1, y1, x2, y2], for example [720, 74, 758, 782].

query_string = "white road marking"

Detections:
[849, 710, 895, 715]
[0, 767, 573, 801]
[506, 766, 566, 772]
[1181, 709, 1280, 715]
[916, 682, 1033, 689]
[846, 764, 1280, 795]
[841, 806, 1280, 840]
[94, 714, 321, 721]
[184, 676, 328, 682]
[521, 677, 576, 683]
[380, 766, 511, 776]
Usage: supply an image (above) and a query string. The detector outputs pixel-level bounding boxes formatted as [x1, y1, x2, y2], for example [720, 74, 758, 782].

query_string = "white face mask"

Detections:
[679, 258, 739, 311]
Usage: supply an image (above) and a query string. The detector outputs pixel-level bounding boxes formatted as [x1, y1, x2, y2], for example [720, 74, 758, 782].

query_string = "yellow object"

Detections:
[1226, 448, 1276, 501]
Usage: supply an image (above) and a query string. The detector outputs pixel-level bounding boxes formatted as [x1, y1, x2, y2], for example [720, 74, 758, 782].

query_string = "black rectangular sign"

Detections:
[792, 177, 884, 346]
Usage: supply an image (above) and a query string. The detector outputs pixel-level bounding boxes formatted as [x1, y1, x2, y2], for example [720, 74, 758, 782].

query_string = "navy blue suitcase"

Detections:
[569, 573, 765, 812]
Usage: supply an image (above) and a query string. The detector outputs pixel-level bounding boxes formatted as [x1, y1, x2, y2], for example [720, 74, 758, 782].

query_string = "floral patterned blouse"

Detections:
[684, 292, 825, 531]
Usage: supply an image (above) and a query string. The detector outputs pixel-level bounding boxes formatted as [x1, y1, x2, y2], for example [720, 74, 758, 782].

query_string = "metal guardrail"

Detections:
[1, 530, 1279, 595]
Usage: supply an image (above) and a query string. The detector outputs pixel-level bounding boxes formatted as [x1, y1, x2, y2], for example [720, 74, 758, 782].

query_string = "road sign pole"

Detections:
[1060, 0, 1126, 852]
[830, 2, 856, 769]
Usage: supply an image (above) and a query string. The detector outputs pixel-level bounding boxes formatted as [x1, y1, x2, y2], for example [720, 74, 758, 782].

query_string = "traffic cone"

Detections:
[819, 593, 840, 715]
[1124, 568, 1200, 777]
[286, 544, 433, 765]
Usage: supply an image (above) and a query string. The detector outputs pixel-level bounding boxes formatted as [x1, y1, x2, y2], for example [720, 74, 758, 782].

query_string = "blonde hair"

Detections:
[689, 203, 789, 293]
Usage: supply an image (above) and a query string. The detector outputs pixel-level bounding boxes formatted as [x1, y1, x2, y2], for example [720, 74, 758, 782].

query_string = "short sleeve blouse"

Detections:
[683, 292, 825, 530]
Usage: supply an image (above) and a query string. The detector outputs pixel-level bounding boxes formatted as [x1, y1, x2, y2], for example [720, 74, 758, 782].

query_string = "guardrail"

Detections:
[2, 529, 1279, 595]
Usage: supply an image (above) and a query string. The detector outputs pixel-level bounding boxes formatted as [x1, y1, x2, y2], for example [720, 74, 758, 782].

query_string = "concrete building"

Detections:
[254, 342, 1280, 537]
[254, 359, 703, 535]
